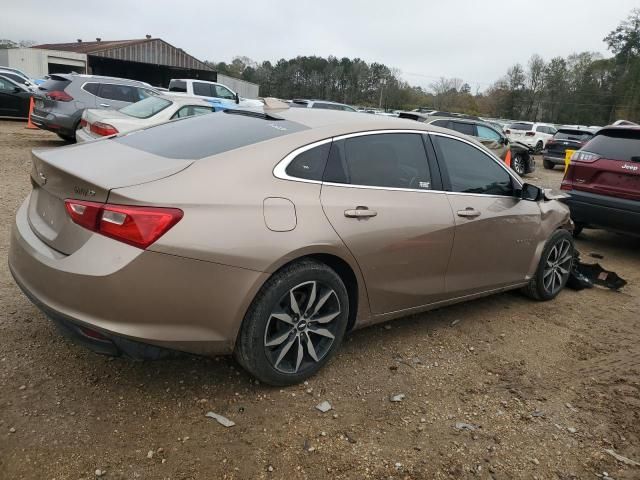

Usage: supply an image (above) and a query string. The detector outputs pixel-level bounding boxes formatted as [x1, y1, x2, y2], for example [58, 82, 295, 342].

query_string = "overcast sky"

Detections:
[2, 0, 637, 90]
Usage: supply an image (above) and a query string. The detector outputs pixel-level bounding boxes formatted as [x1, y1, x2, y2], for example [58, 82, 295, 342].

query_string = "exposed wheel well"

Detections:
[273, 254, 360, 332]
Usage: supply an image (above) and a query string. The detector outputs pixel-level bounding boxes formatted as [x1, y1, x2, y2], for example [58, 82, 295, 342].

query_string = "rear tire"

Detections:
[522, 229, 574, 301]
[56, 133, 75, 143]
[535, 141, 543, 154]
[543, 159, 554, 170]
[235, 260, 349, 386]
[511, 152, 526, 176]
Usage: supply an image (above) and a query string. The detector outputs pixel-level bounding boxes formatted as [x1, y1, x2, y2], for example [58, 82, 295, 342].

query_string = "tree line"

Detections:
[213, 8, 639, 125]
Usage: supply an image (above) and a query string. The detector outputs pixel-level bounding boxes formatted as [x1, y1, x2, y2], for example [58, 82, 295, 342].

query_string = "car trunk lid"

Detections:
[28, 140, 193, 254]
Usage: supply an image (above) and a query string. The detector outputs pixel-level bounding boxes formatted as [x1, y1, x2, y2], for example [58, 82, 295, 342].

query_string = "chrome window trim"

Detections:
[273, 129, 523, 196]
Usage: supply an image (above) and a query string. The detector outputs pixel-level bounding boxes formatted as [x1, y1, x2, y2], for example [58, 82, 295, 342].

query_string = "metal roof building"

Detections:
[32, 36, 217, 87]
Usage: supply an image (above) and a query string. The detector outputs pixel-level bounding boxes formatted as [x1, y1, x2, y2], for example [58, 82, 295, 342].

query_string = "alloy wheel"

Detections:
[512, 154, 525, 175]
[542, 239, 572, 295]
[264, 281, 341, 374]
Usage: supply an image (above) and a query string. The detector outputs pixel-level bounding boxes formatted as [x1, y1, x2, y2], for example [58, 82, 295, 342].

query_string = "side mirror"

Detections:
[520, 183, 543, 202]
[235, 93, 240, 104]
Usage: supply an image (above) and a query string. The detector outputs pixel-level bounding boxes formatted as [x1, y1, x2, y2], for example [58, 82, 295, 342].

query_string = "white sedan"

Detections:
[76, 94, 215, 142]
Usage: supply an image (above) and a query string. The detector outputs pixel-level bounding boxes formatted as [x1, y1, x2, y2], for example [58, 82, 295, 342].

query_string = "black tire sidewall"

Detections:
[512, 153, 526, 176]
[236, 261, 349, 386]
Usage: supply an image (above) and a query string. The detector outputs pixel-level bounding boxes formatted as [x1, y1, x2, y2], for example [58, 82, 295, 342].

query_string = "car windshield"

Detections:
[555, 130, 593, 141]
[119, 97, 173, 119]
[508, 123, 533, 131]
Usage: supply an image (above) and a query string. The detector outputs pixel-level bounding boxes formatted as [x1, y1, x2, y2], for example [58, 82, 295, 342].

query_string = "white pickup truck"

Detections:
[168, 79, 263, 108]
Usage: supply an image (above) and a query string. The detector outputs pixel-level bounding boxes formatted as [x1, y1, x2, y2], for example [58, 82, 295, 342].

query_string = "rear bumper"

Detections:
[563, 189, 640, 235]
[75, 127, 96, 143]
[30, 109, 77, 136]
[543, 154, 566, 165]
[9, 196, 269, 357]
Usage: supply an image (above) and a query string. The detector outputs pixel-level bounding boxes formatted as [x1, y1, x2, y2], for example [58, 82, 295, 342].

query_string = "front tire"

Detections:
[535, 141, 543, 154]
[522, 229, 574, 301]
[235, 260, 349, 386]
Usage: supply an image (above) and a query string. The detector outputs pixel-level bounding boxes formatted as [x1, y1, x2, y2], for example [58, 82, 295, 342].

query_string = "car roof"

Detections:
[171, 78, 224, 86]
[54, 73, 151, 85]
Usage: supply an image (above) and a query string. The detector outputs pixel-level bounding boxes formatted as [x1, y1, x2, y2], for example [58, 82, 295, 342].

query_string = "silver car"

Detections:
[31, 73, 158, 142]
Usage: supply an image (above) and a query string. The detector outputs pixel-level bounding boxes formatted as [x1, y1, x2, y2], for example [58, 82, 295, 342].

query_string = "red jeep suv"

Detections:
[561, 125, 640, 236]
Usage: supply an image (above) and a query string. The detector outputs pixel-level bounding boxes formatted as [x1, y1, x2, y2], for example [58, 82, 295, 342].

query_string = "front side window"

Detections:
[434, 135, 513, 196]
[120, 96, 172, 119]
[193, 82, 213, 96]
[214, 85, 236, 100]
[477, 125, 502, 141]
[0, 76, 17, 91]
[327, 133, 431, 190]
[285, 142, 332, 181]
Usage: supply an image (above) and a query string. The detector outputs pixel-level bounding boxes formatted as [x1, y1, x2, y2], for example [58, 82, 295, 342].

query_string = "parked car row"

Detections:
[398, 111, 536, 176]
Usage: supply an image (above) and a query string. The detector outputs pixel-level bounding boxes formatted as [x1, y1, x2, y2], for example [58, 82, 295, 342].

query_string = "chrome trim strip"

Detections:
[272, 128, 523, 195]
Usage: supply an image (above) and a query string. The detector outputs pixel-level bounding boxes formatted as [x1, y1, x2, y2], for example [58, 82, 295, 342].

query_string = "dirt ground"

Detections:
[0, 119, 639, 480]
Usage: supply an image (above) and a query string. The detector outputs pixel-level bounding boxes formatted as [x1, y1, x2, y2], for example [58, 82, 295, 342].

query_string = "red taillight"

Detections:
[45, 90, 74, 102]
[571, 151, 600, 163]
[90, 122, 118, 137]
[505, 129, 511, 134]
[525, 131, 535, 136]
[64, 200, 183, 249]
[80, 118, 88, 128]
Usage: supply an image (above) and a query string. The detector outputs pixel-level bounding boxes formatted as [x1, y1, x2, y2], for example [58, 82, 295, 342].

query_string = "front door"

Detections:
[430, 134, 541, 297]
[320, 132, 456, 315]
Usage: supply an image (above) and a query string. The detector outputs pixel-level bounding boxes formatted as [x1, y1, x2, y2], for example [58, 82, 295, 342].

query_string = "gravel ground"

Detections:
[0, 120, 639, 480]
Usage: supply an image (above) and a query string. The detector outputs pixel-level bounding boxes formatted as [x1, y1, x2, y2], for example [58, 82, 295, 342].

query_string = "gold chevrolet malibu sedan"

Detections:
[9, 105, 574, 385]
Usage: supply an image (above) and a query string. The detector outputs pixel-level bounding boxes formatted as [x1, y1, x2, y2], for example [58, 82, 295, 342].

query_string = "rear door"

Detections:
[97, 83, 140, 109]
[320, 132, 455, 314]
[569, 129, 640, 201]
[431, 133, 541, 296]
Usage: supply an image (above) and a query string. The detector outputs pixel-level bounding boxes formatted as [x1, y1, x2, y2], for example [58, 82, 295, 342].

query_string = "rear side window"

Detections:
[38, 76, 70, 92]
[83, 82, 99, 95]
[430, 119, 449, 128]
[434, 135, 513, 196]
[193, 82, 213, 96]
[285, 142, 331, 181]
[115, 110, 308, 160]
[326, 133, 431, 190]
[168, 80, 187, 92]
[583, 130, 640, 161]
[99, 84, 139, 102]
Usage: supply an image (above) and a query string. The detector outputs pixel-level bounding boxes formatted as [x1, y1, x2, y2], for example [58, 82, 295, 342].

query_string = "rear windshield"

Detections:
[583, 129, 640, 161]
[508, 123, 533, 131]
[114, 110, 308, 159]
[554, 130, 594, 141]
[168, 80, 187, 93]
[38, 76, 70, 92]
[120, 96, 172, 119]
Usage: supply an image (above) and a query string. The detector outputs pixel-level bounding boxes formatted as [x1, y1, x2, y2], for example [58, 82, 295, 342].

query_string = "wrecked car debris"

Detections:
[205, 411, 235, 427]
[567, 252, 627, 291]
